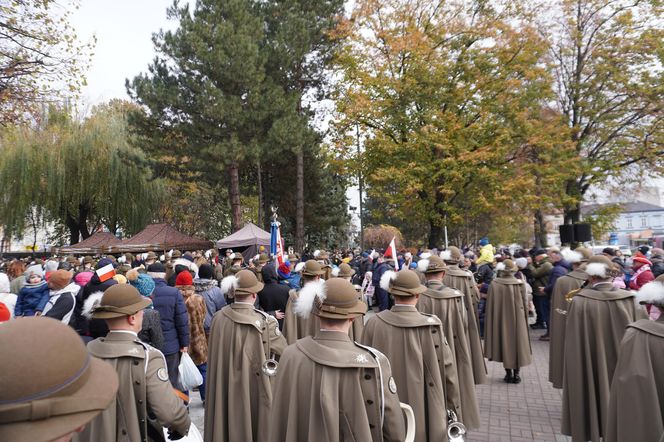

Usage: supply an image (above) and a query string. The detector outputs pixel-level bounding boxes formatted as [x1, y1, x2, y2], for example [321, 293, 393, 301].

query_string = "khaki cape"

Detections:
[443, 265, 487, 384]
[204, 303, 286, 442]
[418, 280, 480, 429]
[363, 305, 461, 442]
[75, 332, 190, 442]
[548, 269, 586, 389]
[268, 331, 405, 442]
[606, 317, 664, 442]
[561, 284, 646, 442]
[483, 275, 532, 370]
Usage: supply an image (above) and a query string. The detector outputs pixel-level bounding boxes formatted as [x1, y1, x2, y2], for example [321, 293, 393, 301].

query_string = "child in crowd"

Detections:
[14, 266, 50, 317]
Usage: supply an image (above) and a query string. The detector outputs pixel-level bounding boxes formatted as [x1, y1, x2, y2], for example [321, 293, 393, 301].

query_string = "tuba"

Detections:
[447, 409, 467, 442]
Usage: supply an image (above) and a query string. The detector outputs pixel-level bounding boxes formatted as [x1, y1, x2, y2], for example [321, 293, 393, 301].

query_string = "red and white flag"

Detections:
[96, 263, 116, 283]
[276, 224, 285, 267]
[383, 236, 399, 271]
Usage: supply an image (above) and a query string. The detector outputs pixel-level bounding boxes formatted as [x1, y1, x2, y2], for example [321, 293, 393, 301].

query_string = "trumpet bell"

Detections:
[262, 358, 278, 377]
[447, 409, 466, 442]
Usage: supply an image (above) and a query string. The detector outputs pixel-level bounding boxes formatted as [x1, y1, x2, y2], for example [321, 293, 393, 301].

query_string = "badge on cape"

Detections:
[388, 376, 397, 394]
[157, 368, 169, 382]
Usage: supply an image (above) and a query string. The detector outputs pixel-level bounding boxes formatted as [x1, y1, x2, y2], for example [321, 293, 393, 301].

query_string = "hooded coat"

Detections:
[257, 265, 290, 329]
[204, 303, 286, 442]
[548, 269, 587, 389]
[606, 316, 664, 442]
[561, 283, 646, 442]
[443, 264, 487, 384]
[362, 305, 461, 442]
[483, 273, 532, 369]
[193, 278, 226, 334]
[268, 331, 405, 442]
[419, 280, 480, 429]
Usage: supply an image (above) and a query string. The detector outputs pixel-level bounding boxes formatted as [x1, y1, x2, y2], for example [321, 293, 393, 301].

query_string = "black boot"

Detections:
[512, 369, 521, 384]
[504, 369, 514, 383]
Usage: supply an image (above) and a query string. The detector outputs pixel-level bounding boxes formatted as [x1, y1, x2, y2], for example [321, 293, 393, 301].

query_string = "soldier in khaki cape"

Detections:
[282, 260, 325, 344]
[561, 255, 646, 442]
[363, 269, 461, 442]
[0, 318, 118, 442]
[332, 262, 365, 340]
[548, 247, 591, 389]
[269, 278, 406, 442]
[75, 284, 190, 442]
[418, 255, 480, 430]
[253, 253, 269, 283]
[441, 246, 487, 384]
[204, 270, 286, 442]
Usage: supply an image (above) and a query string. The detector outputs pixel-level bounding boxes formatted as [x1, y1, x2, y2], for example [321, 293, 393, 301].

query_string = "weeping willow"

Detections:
[0, 103, 164, 243]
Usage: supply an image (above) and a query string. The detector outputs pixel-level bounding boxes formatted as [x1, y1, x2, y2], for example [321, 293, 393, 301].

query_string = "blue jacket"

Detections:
[15, 282, 50, 316]
[545, 260, 570, 296]
[372, 261, 391, 311]
[193, 278, 226, 332]
[152, 278, 189, 355]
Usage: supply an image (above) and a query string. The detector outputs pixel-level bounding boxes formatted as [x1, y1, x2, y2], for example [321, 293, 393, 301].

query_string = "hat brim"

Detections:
[316, 298, 367, 320]
[236, 281, 265, 296]
[302, 269, 326, 277]
[0, 357, 118, 442]
[389, 284, 428, 297]
[92, 297, 153, 319]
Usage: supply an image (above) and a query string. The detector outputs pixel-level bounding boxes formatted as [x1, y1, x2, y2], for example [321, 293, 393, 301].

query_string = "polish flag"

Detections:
[383, 236, 399, 271]
[96, 263, 116, 282]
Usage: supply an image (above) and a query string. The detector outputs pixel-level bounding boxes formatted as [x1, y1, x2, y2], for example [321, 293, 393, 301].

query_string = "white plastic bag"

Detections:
[178, 352, 203, 390]
[164, 423, 203, 442]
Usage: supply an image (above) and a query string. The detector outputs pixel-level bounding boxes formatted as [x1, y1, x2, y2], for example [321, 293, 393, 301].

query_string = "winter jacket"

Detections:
[177, 284, 208, 366]
[651, 257, 664, 278]
[545, 260, 570, 296]
[42, 282, 78, 323]
[152, 278, 189, 356]
[72, 274, 118, 335]
[257, 265, 290, 329]
[372, 261, 391, 311]
[138, 308, 165, 351]
[14, 281, 50, 316]
[193, 278, 226, 333]
[529, 258, 552, 295]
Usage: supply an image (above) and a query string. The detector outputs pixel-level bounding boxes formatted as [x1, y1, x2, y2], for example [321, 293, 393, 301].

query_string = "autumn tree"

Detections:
[334, 0, 561, 247]
[542, 0, 664, 223]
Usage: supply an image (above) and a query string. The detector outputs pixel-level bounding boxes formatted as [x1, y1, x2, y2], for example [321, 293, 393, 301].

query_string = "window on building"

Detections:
[642, 216, 648, 227]
[654, 215, 662, 227]
[627, 218, 633, 229]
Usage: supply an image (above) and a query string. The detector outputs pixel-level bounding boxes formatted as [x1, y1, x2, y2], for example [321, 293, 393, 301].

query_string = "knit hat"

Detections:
[112, 274, 127, 284]
[48, 270, 73, 291]
[418, 255, 447, 274]
[0, 318, 118, 441]
[301, 260, 325, 277]
[633, 256, 652, 266]
[515, 257, 528, 269]
[198, 263, 214, 280]
[479, 237, 489, 247]
[602, 247, 616, 257]
[92, 285, 152, 319]
[24, 264, 43, 279]
[126, 269, 156, 297]
[638, 245, 650, 256]
[146, 262, 166, 278]
[74, 271, 94, 287]
[380, 269, 427, 297]
[175, 271, 193, 286]
[95, 258, 114, 270]
[0, 303, 9, 322]
[221, 269, 264, 297]
[278, 262, 291, 279]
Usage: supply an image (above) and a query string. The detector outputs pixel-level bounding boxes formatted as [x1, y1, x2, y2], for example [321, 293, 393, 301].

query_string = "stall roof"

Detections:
[108, 223, 212, 253]
[216, 223, 271, 249]
[53, 231, 121, 255]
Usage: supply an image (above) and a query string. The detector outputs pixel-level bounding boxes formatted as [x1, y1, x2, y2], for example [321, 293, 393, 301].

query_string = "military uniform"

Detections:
[282, 260, 326, 345]
[204, 271, 287, 442]
[76, 331, 191, 442]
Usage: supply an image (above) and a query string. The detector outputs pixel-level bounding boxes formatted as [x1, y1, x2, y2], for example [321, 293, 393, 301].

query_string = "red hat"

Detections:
[0, 303, 10, 322]
[175, 271, 193, 286]
[633, 256, 652, 266]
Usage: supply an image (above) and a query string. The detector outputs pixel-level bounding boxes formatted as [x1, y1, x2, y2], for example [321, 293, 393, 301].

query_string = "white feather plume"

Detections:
[253, 254, 260, 261]
[585, 262, 608, 278]
[331, 267, 340, 277]
[417, 259, 430, 273]
[79, 257, 84, 264]
[405, 252, 412, 259]
[440, 250, 452, 261]
[496, 262, 506, 271]
[82, 291, 105, 319]
[313, 250, 321, 258]
[293, 280, 326, 318]
[420, 252, 432, 259]
[561, 248, 582, 264]
[220, 275, 239, 295]
[168, 249, 174, 258]
[205, 250, 211, 259]
[118, 255, 126, 264]
[141, 253, 148, 260]
[635, 281, 664, 305]
[380, 270, 397, 291]
[159, 254, 165, 262]
[294, 262, 306, 273]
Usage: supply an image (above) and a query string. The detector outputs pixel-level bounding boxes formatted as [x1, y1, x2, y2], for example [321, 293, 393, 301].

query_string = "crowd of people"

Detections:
[1, 239, 663, 441]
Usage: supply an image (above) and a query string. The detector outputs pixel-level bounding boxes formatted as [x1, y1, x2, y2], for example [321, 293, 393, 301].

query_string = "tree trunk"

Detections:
[257, 160, 264, 228]
[428, 221, 443, 249]
[66, 214, 80, 245]
[564, 201, 581, 225]
[295, 148, 305, 252]
[534, 209, 547, 248]
[78, 203, 91, 239]
[229, 161, 242, 232]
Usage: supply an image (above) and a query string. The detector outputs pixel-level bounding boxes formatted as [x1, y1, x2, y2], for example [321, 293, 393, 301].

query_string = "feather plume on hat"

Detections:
[561, 248, 582, 264]
[294, 262, 306, 273]
[380, 270, 398, 291]
[420, 252, 432, 259]
[293, 280, 326, 318]
[585, 263, 609, 278]
[82, 291, 104, 319]
[331, 267, 340, 277]
[440, 250, 452, 261]
[496, 262, 506, 271]
[417, 259, 430, 273]
[313, 250, 321, 258]
[220, 275, 239, 295]
[635, 281, 664, 306]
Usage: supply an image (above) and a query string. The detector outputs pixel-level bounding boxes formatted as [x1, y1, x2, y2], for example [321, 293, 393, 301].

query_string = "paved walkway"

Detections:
[188, 325, 570, 441]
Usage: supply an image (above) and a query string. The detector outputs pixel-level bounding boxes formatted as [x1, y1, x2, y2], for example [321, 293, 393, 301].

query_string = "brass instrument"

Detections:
[261, 316, 278, 377]
[447, 409, 467, 441]
[555, 287, 584, 316]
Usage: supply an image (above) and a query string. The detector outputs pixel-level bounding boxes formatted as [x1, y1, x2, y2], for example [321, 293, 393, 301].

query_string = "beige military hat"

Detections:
[332, 263, 355, 278]
[0, 318, 118, 442]
[171, 250, 182, 259]
[575, 247, 593, 262]
[302, 259, 325, 277]
[258, 253, 269, 264]
[293, 278, 366, 320]
[227, 269, 264, 296]
[288, 253, 300, 263]
[496, 259, 518, 273]
[92, 284, 152, 319]
[83, 255, 94, 265]
[145, 251, 158, 261]
[419, 255, 447, 273]
[66, 255, 78, 265]
[585, 255, 618, 278]
[381, 269, 427, 297]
